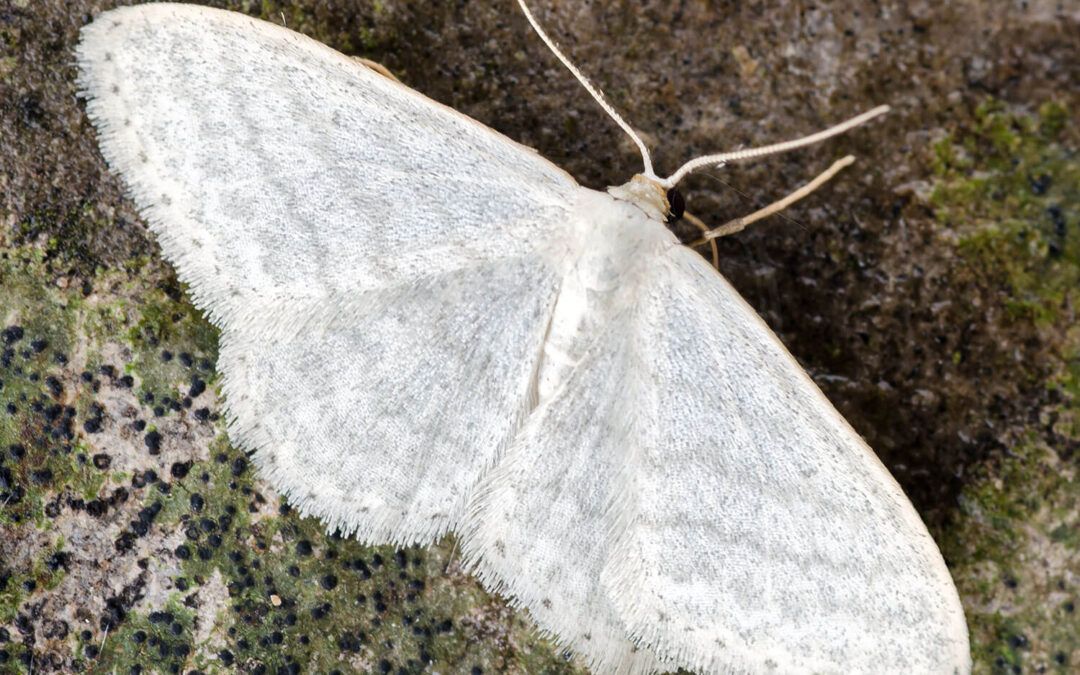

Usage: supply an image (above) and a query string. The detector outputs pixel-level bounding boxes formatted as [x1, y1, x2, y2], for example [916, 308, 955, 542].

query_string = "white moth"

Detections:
[76, 3, 971, 673]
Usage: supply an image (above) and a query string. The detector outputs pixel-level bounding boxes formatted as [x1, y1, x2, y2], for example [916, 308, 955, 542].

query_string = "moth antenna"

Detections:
[661, 106, 889, 188]
[685, 155, 856, 247]
[517, 0, 657, 179]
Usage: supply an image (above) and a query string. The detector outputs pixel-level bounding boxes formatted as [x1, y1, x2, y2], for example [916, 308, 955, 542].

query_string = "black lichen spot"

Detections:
[132, 469, 155, 489]
[1048, 204, 1065, 237]
[45, 551, 70, 574]
[295, 540, 312, 556]
[1030, 173, 1052, 195]
[1, 326, 24, 345]
[44, 375, 63, 398]
[144, 430, 163, 455]
[351, 559, 372, 580]
[130, 501, 162, 537]
[321, 574, 338, 590]
[30, 468, 53, 484]
[188, 376, 206, 398]
[148, 611, 173, 625]
[92, 453, 111, 470]
[189, 493, 204, 513]
[171, 461, 192, 479]
[337, 631, 363, 652]
[231, 457, 247, 477]
[160, 350, 173, 362]
[114, 532, 137, 553]
[178, 352, 193, 368]
[86, 499, 107, 517]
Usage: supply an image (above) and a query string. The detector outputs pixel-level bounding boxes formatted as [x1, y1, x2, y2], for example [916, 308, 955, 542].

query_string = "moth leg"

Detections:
[683, 210, 720, 269]
[353, 57, 401, 82]
[688, 154, 856, 245]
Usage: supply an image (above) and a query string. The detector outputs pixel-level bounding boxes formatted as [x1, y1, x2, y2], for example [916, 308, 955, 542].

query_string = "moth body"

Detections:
[537, 177, 675, 403]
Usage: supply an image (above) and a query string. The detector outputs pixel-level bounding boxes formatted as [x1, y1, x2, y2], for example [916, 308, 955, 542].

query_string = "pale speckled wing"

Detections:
[463, 238, 969, 673]
[219, 258, 559, 544]
[462, 282, 670, 674]
[75, 3, 579, 330]
[75, 4, 580, 544]
[604, 246, 971, 673]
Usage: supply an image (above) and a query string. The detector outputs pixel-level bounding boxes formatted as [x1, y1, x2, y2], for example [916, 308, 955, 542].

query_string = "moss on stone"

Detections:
[932, 99, 1079, 674]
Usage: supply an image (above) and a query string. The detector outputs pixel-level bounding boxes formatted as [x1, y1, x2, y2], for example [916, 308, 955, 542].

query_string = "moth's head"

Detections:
[607, 174, 680, 223]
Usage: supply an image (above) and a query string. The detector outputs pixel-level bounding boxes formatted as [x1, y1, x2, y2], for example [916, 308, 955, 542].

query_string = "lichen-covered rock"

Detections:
[0, 0, 1077, 673]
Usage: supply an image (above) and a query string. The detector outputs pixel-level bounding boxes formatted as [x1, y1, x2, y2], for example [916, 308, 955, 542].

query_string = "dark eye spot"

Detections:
[666, 187, 685, 223]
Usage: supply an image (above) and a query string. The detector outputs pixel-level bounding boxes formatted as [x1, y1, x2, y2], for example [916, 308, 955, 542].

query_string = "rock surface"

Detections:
[0, 0, 1077, 672]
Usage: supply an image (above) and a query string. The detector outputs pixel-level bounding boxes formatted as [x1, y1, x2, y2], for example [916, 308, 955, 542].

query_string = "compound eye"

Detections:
[666, 187, 685, 223]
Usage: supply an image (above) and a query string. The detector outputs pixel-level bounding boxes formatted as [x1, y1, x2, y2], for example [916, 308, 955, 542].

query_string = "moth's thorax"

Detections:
[606, 174, 670, 221]
[535, 179, 678, 405]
